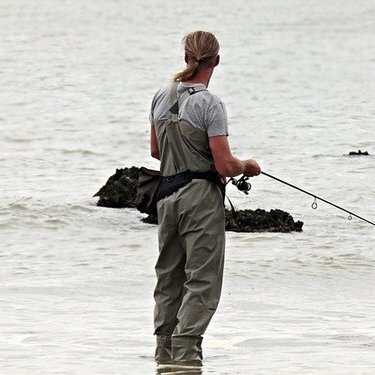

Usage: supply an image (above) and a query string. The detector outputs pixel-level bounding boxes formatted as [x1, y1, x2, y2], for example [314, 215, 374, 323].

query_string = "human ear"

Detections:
[215, 54, 220, 67]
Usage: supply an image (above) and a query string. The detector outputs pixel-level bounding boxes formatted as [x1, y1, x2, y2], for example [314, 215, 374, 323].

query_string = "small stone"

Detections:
[348, 150, 369, 156]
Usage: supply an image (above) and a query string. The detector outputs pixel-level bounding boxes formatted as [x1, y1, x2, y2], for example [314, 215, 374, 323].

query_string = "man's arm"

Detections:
[150, 125, 160, 160]
[209, 135, 260, 177]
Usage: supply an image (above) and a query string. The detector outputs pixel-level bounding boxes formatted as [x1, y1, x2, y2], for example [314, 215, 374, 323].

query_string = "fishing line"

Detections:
[260, 171, 375, 226]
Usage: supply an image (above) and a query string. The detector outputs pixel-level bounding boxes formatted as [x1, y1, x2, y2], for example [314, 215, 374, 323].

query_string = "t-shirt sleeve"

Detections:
[149, 94, 156, 125]
[206, 101, 229, 137]
[149, 88, 162, 125]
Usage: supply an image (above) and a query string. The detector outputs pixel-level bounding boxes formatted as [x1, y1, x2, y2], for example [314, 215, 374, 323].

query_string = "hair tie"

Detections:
[192, 56, 205, 64]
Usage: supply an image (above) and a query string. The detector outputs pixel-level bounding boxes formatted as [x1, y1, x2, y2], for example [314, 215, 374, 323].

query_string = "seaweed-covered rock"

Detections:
[93, 166, 140, 208]
[94, 166, 304, 232]
[225, 208, 303, 233]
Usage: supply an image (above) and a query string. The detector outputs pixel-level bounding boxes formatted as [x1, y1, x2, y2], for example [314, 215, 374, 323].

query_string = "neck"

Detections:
[183, 67, 214, 87]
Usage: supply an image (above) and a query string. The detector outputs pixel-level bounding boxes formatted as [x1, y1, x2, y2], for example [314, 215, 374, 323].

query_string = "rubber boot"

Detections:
[155, 335, 172, 364]
[171, 336, 203, 366]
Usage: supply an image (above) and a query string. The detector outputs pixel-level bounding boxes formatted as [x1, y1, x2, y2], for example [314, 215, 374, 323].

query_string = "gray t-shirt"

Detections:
[149, 82, 228, 137]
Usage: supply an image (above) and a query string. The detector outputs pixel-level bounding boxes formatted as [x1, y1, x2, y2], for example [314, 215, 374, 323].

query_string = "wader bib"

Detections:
[153, 83, 226, 363]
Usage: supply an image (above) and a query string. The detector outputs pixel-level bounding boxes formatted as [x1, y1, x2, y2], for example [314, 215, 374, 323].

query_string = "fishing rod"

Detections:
[259, 171, 375, 226]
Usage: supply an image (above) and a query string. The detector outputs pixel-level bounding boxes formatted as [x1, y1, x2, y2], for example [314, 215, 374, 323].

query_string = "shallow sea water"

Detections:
[1, 0, 374, 374]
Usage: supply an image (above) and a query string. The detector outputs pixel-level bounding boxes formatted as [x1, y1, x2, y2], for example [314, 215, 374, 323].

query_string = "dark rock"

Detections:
[94, 166, 304, 232]
[348, 150, 369, 156]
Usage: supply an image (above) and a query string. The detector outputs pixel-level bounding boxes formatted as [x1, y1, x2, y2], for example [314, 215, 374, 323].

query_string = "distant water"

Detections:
[1, 0, 374, 374]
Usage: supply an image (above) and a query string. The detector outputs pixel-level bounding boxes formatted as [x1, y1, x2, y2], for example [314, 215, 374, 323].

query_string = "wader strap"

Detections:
[170, 82, 179, 121]
[169, 84, 207, 117]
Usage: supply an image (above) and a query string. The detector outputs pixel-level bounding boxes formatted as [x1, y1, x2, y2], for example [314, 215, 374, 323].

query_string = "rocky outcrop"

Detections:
[94, 167, 304, 232]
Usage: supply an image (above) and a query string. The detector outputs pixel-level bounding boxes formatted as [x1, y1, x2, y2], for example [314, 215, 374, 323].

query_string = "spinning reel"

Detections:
[230, 175, 252, 194]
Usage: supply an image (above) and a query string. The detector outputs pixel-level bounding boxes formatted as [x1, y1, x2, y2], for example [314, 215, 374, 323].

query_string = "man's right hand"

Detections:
[243, 159, 261, 177]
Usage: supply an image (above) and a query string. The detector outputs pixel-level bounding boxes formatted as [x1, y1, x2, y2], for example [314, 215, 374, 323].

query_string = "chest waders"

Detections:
[153, 83, 226, 364]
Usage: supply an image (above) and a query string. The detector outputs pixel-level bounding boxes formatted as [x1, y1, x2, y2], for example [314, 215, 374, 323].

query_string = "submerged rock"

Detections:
[94, 166, 304, 232]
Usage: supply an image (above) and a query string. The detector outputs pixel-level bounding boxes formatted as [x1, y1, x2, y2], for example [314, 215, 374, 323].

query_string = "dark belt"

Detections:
[157, 170, 225, 202]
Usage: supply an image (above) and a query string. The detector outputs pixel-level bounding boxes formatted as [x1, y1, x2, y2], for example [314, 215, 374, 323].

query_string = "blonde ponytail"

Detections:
[173, 31, 220, 82]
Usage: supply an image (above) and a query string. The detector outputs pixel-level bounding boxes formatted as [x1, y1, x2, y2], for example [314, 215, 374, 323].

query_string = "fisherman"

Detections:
[149, 30, 261, 366]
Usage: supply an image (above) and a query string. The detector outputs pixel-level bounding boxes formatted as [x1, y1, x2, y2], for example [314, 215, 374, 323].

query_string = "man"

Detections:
[149, 30, 261, 366]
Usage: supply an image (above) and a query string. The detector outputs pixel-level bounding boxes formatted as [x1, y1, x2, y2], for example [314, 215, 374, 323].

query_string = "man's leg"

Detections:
[172, 181, 226, 362]
[154, 199, 186, 362]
